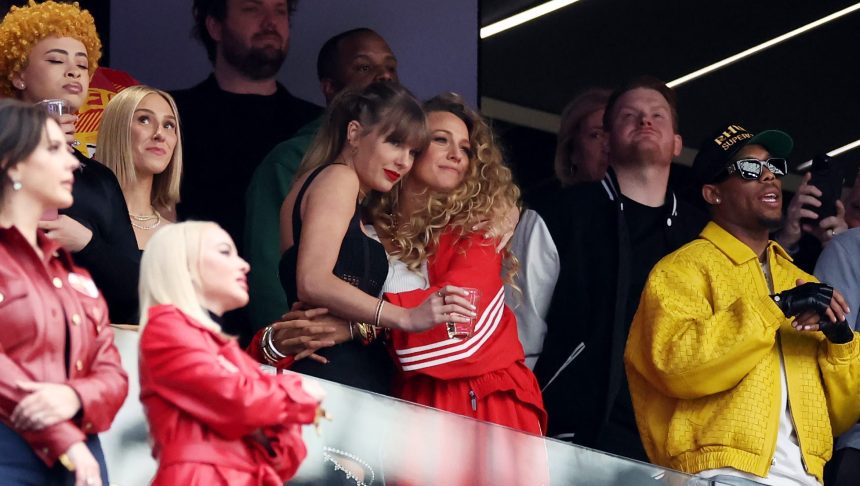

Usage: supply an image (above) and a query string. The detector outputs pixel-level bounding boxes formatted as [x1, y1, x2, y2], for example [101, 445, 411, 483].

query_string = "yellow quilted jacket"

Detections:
[625, 222, 860, 483]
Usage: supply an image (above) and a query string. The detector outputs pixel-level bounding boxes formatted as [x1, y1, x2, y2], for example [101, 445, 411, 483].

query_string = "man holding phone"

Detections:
[774, 157, 848, 272]
[625, 122, 860, 486]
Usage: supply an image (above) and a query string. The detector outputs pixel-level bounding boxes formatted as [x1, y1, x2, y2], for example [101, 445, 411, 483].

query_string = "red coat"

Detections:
[139, 305, 319, 486]
[386, 231, 546, 434]
[0, 226, 128, 466]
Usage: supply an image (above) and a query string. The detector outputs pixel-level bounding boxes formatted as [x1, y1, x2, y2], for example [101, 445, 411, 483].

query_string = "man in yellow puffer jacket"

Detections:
[625, 122, 860, 486]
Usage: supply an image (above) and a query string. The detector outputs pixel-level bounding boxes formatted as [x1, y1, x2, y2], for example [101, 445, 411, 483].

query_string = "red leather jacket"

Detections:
[139, 305, 319, 486]
[0, 227, 128, 466]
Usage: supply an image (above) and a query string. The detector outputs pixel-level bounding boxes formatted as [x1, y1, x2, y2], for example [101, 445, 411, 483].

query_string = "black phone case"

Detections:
[801, 168, 842, 226]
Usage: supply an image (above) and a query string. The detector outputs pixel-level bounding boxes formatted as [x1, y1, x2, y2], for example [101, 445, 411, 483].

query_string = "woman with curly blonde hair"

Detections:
[0, 0, 141, 324]
[370, 93, 546, 435]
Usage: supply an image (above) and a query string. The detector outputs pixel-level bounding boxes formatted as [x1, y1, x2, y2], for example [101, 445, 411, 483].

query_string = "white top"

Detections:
[699, 260, 820, 486]
[365, 226, 428, 294]
[506, 209, 559, 369]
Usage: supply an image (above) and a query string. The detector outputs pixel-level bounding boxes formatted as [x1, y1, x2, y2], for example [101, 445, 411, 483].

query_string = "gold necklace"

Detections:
[129, 207, 161, 230]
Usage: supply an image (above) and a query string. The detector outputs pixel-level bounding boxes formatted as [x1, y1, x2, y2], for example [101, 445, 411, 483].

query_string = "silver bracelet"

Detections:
[322, 446, 375, 486]
[264, 326, 288, 360]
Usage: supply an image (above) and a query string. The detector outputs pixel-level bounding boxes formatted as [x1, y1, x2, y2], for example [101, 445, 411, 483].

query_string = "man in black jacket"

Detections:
[533, 76, 707, 461]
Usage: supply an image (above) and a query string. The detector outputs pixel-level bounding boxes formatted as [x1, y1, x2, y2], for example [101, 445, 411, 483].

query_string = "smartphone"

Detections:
[801, 154, 843, 228]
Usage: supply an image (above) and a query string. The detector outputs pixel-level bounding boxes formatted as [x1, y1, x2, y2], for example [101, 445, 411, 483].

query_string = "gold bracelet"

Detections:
[374, 299, 385, 327]
[58, 453, 76, 471]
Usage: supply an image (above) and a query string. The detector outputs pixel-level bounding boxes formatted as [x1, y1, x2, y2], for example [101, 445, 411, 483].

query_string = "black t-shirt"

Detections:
[605, 194, 672, 459]
[171, 75, 322, 256]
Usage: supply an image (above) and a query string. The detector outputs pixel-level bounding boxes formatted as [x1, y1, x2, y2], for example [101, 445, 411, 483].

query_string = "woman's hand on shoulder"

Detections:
[472, 204, 521, 252]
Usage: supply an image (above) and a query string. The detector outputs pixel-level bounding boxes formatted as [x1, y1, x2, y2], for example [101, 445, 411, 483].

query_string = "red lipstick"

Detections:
[384, 169, 400, 182]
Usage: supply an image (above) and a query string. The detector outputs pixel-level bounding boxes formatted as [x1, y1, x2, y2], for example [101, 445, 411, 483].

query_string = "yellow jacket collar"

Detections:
[699, 221, 792, 265]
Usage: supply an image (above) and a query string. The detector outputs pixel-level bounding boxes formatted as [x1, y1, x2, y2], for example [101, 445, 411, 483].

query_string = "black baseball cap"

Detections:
[692, 123, 794, 184]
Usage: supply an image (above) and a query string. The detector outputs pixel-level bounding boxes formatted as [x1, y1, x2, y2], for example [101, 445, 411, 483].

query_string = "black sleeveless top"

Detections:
[279, 164, 392, 394]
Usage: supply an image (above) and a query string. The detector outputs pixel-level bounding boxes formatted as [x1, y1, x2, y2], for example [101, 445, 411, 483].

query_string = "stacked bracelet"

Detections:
[354, 321, 377, 346]
[261, 326, 288, 364]
[374, 299, 385, 327]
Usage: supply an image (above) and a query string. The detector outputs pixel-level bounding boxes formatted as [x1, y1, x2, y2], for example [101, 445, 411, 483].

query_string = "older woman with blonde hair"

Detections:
[554, 87, 611, 186]
[138, 221, 323, 485]
[97, 85, 182, 249]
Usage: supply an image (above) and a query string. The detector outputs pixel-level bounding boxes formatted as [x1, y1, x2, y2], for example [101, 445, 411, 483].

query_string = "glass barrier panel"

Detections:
[102, 328, 728, 486]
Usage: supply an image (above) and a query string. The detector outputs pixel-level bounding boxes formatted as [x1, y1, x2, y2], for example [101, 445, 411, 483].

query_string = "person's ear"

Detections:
[702, 184, 722, 205]
[320, 78, 338, 103]
[672, 133, 683, 158]
[346, 120, 362, 147]
[205, 15, 223, 43]
[11, 72, 26, 92]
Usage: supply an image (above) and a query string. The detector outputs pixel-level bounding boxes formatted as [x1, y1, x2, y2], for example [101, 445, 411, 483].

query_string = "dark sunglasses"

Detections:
[726, 158, 788, 180]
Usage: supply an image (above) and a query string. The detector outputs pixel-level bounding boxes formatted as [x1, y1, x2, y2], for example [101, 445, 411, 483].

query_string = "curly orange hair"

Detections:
[0, 1, 101, 97]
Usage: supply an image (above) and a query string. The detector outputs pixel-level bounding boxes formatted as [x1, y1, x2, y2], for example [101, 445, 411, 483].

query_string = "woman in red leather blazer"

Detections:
[0, 100, 128, 486]
[138, 221, 323, 486]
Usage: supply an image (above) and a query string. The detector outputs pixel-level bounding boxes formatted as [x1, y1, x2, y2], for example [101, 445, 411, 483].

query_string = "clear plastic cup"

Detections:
[446, 287, 481, 339]
[35, 98, 71, 118]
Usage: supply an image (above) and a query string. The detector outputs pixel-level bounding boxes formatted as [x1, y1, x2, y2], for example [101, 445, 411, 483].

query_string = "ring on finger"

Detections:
[436, 290, 443, 298]
[85, 477, 96, 486]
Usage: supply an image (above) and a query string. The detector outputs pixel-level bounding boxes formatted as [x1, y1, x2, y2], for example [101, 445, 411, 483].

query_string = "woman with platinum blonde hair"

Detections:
[97, 85, 182, 249]
[138, 221, 323, 485]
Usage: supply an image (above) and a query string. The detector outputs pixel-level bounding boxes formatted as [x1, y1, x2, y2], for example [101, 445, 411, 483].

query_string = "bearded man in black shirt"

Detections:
[172, 0, 321, 257]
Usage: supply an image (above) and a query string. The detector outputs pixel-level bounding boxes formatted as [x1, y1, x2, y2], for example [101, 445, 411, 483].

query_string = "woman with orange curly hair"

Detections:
[0, 0, 101, 142]
[0, 1, 141, 324]
[370, 93, 546, 436]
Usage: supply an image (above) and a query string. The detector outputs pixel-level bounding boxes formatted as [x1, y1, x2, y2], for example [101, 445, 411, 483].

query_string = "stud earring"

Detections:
[12, 180, 22, 191]
[13, 80, 24, 90]
[715, 197, 721, 204]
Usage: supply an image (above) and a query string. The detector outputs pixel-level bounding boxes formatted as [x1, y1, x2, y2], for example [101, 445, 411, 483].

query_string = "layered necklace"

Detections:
[129, 207, 162, 230]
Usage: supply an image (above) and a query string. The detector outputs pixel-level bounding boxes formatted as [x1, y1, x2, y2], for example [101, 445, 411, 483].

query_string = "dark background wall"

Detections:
[108, 0, 478, 106]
